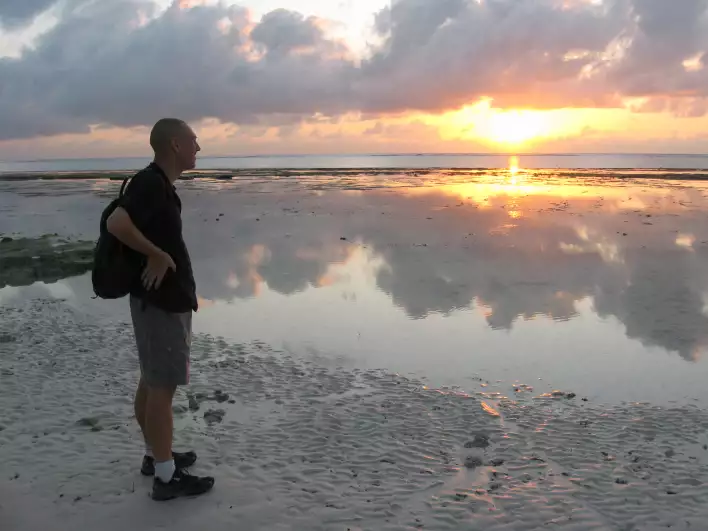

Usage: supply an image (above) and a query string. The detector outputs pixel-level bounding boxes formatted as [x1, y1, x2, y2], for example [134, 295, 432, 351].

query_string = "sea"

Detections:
[1, 152, 708, 173]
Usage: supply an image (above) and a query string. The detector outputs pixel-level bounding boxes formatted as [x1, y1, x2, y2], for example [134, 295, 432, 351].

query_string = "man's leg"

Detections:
[145, 384, 176, 468]
[132, 296, 198, 478]
[134, 377, 149, 453]
[136, 303, 214, 501]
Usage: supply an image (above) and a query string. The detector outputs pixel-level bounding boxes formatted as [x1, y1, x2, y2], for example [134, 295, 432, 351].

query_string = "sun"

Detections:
[438, 100, 584, 148]
[480, 109, 554, 145]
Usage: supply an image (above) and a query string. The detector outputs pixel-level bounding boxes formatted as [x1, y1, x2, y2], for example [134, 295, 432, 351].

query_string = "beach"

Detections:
[3, 167, 708, 530]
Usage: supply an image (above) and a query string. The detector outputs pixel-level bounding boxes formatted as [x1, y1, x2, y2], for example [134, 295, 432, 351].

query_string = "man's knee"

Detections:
[147, 384, 177, 405]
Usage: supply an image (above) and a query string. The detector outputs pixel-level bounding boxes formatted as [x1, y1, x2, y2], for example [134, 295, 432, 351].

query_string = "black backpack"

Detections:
[91, 178, 141, 299]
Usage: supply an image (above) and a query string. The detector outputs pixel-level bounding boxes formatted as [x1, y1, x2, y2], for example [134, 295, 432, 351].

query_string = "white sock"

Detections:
[155, 460, 176, 483]
[145, 443, 153, 458]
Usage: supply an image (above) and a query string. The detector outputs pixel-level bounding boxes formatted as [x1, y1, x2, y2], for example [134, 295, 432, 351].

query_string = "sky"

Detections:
[1, 0, 708, 159]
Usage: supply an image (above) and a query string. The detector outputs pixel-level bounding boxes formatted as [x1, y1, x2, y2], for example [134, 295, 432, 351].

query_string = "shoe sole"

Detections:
[151, 484, 215, 502]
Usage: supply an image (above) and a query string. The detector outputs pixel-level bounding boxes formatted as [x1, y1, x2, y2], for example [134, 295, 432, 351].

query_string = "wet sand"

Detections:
[3, 170, 708, 529]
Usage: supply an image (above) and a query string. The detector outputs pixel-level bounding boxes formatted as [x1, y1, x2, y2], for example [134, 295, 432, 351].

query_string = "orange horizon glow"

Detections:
[6, 95, 708, 159]
[437, 99, 594, 148]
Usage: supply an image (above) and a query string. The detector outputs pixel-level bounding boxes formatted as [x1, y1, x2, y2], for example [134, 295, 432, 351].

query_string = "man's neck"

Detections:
[152, 157, 181, 184]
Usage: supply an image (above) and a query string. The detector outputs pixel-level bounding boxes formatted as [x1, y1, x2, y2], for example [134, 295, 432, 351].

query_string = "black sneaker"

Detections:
[141, 451, 197, 476]
[151, 468, 215, 501]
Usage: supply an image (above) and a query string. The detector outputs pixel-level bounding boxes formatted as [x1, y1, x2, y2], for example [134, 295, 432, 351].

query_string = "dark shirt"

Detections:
[119, 162, 198, 313]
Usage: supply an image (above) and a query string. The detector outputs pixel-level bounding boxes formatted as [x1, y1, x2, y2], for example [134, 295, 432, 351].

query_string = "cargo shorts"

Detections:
[129, 295, 192, 387]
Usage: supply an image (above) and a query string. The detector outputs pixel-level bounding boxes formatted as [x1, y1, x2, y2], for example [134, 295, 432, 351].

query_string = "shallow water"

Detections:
[2, 171, 708, 407]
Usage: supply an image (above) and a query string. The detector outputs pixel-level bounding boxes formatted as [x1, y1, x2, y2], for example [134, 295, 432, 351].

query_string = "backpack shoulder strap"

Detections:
[118, 176, 130, 198]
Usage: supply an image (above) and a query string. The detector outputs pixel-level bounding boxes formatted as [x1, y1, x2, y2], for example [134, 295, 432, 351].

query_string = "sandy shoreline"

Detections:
[4, 296, 708, 529]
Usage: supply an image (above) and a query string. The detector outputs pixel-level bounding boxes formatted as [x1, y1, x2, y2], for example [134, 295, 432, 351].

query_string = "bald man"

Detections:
[107, 118, 214, 501]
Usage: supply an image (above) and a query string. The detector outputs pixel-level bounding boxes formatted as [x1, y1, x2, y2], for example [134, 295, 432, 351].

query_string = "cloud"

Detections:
[2, 0, 708, 142]
[0, 0, 58, 29]
[0, 0, 360, 141]
[603, 0, 708, 107]
[250, 8, 326, 56]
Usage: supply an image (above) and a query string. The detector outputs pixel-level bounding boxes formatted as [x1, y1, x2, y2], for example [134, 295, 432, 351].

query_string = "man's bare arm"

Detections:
[106, 207, 164, 258]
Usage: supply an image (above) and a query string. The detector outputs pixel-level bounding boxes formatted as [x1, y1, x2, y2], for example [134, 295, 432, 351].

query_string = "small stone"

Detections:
[188, 396, 200, 411]
[465, 434, 490, 448]
[615, 478, 628, 485]
[204, 409, 226, 425]
[212, 392, 230, 403]
[77, 417, 100, 429]
[464, 456, 483, 469]
[665, 449, 675, 458]
[489, 458, 505, 467]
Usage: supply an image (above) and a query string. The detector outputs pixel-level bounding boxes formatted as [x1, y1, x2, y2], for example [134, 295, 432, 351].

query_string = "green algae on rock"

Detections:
[0, 235, 95, 288]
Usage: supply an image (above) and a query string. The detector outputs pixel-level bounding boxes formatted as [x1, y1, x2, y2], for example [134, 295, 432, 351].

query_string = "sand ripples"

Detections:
[3, 299, 708, 529]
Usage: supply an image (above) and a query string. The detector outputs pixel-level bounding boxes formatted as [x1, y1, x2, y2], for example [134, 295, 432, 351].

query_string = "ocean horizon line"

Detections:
[3, 151, 708, 164]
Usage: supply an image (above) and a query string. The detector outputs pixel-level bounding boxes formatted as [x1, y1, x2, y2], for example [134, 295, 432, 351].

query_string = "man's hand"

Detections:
[142, 250, 177, 290]
[106, 207, 177, 290]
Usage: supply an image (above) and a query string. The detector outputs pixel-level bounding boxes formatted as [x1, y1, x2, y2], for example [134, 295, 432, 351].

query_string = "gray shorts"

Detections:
[129, 295, 192, 387]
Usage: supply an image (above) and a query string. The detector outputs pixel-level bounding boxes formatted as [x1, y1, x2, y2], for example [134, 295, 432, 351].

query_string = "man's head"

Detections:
[150, 118, 201, 173]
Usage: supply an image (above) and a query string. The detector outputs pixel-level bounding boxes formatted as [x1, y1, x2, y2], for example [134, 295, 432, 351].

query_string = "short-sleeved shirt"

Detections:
[119, 162, 198, 313]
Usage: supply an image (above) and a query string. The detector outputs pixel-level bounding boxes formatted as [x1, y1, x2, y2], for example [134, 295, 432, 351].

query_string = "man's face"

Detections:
[174, 125, 201, 171]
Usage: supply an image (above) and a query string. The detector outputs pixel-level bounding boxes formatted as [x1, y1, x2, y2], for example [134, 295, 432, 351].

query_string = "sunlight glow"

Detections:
[481, 110, 555, 145]
[683, 53, 704, 72]
[509, 155, 520, 180]
[439, 100, 590, 148]
[676, 234, 696, 249]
